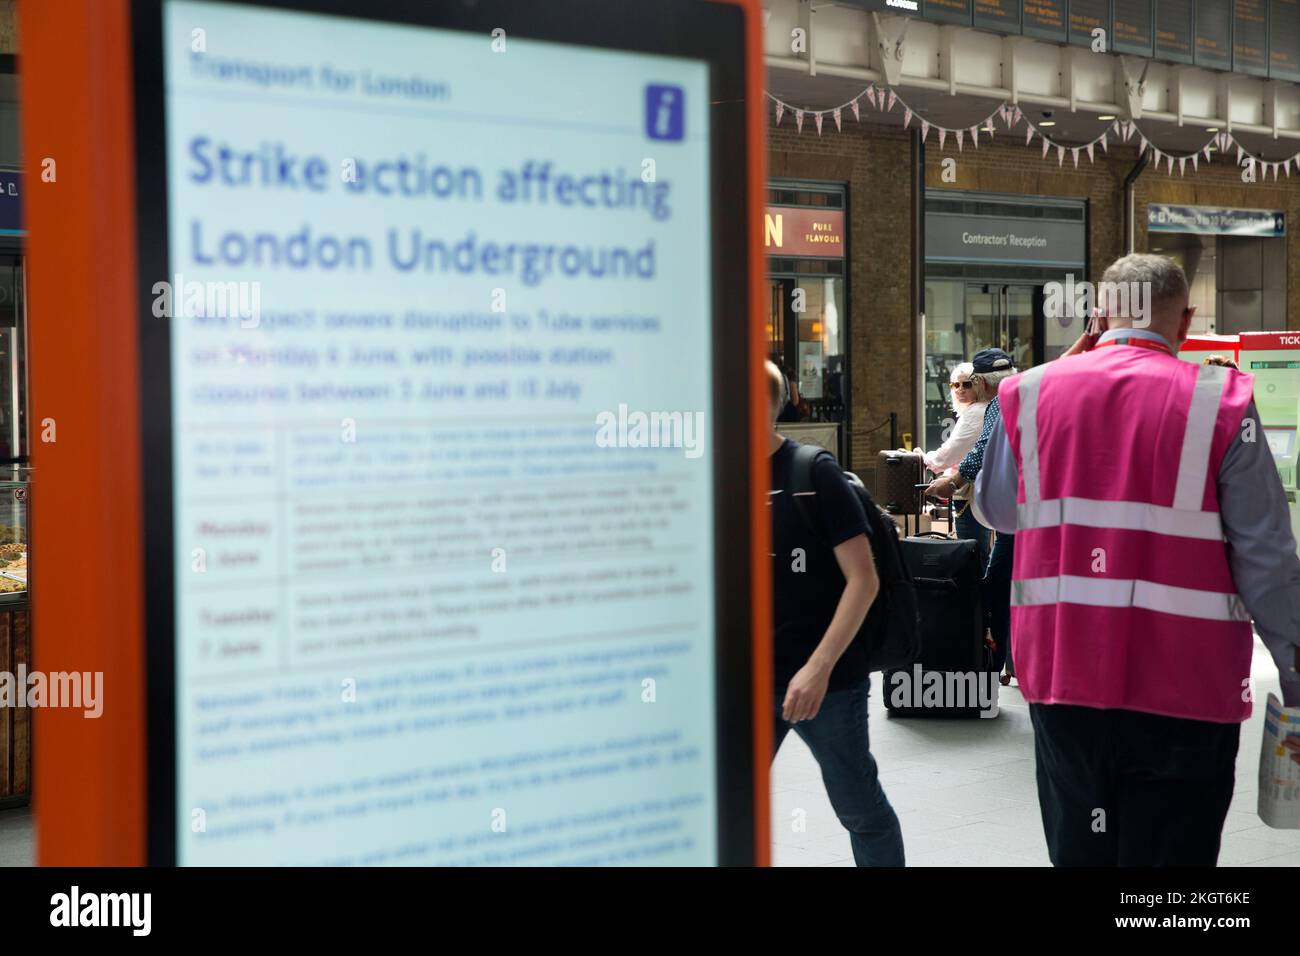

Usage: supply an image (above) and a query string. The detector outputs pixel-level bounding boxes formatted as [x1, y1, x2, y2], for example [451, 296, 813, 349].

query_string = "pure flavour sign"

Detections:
[764, 205, 846, 258]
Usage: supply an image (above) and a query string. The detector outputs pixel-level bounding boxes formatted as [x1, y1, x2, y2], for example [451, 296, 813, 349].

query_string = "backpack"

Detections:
[790, 444, 921, 673]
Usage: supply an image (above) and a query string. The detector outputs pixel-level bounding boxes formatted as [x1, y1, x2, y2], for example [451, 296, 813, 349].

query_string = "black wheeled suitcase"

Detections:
[883, 535, 997, 718]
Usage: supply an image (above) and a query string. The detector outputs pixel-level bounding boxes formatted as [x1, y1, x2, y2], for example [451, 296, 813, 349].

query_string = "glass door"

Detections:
[767, 275, 846, 426]
[922, 281, 1048, 448]
[1004, 285, 1036, 372]
[964, 286, 1001, 358]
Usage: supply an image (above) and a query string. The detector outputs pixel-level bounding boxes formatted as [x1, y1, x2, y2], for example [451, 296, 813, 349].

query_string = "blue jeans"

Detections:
[773, 680, 905, 866]
[983, 531, 1015, 674]
[953, 501, 992, 573]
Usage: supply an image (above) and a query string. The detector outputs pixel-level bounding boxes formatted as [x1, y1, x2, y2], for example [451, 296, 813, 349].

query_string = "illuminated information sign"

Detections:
[160, 0, 722, 865]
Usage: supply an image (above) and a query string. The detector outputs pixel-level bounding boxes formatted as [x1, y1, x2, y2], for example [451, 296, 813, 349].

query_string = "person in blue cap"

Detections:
[925, 347, 1018, 683]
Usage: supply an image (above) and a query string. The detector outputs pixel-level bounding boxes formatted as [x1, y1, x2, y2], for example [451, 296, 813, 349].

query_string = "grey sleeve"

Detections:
[974, 416, 1020, 535]
[1218, 402, 1300, 707]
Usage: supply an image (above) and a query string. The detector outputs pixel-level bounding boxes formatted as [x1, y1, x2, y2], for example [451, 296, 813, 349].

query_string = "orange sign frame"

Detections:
[20, 0, 770, 866]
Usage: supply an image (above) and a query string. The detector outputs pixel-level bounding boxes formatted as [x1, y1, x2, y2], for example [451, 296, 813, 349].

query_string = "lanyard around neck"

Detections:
[1094, 336, 1172, 356]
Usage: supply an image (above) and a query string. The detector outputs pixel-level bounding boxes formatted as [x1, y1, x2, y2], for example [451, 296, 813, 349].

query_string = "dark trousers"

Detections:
[1029, 703, 1240, 866]
[773, 681, 905, 867]
[983, 531, 1014, 674]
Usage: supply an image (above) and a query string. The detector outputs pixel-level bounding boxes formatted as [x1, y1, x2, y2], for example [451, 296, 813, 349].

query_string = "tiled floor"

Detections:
[772, 637, 1300, 867]
[1, 639, 1297, 868]
[0, 806, 32, 867]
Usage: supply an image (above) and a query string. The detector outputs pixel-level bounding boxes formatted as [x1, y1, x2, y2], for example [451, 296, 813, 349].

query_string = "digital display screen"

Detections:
[1270, 0, 1300, 80]
[1113, 0, 1156, 55]
[1156, 0, 1196, 62]
[1068, 0, 1111, 47]
[973, 0, 1023, 33]
[1232, 0, 1269, 75]
[1195, 0, 1234, 69]
[160, 0, 721, 865]
[1023, 0, 1070, 40]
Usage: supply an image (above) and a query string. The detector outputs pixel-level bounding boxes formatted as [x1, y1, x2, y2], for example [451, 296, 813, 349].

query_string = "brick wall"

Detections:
[769, 118, 1300, 480]
[769, 122, 915, 477]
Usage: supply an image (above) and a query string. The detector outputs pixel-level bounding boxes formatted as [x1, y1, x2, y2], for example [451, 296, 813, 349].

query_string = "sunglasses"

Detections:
[950, 381, 975, 391]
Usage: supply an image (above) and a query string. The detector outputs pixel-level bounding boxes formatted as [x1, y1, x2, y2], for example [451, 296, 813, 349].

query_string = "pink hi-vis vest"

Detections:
[998, 339, 1256, 723]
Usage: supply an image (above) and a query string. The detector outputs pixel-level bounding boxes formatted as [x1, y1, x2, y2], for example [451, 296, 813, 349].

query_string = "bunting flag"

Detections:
[766, 89, 1300, 182]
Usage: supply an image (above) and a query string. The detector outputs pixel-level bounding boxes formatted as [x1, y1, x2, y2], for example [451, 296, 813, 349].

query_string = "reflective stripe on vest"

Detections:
[1015, 364, 1050, 504]
[1012, 575, 1250, 623]
[1172, 363, 1230, 511]
[1017, 496, 1223, 540]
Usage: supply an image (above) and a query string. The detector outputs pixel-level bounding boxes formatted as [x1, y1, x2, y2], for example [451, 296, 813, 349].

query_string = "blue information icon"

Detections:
[645, 84, 685, 141]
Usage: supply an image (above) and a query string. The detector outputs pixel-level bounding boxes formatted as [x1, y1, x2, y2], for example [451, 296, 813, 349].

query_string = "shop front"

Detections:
[0, 163, 28, 808]
[764, 180, 849, 458]
[921, 190, 1089, 447]
[1146, 204, 1287, 335]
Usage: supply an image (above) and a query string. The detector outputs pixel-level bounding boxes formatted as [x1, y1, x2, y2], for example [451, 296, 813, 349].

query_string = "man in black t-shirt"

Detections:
[766, 360, 904, 867]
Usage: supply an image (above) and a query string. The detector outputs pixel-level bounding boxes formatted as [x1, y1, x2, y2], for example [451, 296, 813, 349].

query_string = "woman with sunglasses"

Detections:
[905, 362, 991, 570]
